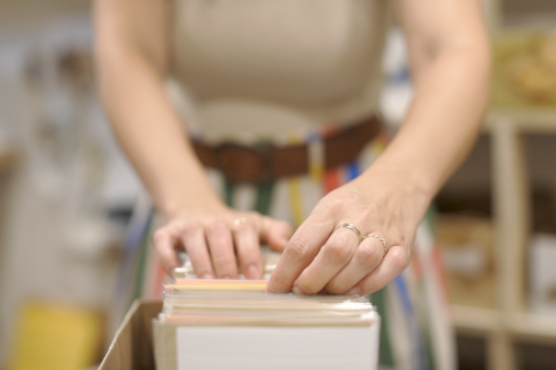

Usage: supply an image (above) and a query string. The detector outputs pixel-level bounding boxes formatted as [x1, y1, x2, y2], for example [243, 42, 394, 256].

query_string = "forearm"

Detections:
[361, 45, 490, 213]
[97, 51, 223, 218]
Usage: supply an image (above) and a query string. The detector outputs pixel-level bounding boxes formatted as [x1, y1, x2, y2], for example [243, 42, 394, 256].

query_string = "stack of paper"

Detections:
[153, 279, 380, 370]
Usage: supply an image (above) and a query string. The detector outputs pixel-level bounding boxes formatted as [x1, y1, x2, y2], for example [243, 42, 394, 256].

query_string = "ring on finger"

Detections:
[233, 217, 248, 227]
[362, 233, 387, 255]
[336, 223, 362, 242]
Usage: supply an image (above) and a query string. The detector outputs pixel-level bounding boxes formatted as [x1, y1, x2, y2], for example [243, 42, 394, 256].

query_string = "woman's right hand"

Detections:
[153, 205, 293, 279]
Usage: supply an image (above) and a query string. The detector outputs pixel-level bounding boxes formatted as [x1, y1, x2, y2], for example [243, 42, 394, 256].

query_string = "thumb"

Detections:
[260, 216, 292, 252]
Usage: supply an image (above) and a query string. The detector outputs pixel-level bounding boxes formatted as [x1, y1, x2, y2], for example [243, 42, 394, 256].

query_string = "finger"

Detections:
[152, 226, 182, 275]
[259, 216, 292, 252]
[326, 234, 385, 294]
[347, 246, 409, 295]
[205, 220, 238, 279]
[292, 227, 359, 295]
[266, 214, 334, 294]
[233, 221, 263, 279]
[180, 221, 215, 279]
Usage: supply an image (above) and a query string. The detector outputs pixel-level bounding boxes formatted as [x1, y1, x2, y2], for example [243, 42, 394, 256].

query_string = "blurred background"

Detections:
[0, 0, 556, 370]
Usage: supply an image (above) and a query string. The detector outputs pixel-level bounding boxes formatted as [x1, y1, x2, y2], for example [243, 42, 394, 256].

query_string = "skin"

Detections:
[95, 0, 490, 295]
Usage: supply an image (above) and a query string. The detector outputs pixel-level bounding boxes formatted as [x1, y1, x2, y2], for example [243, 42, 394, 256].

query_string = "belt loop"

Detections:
[308, 131, 324, 182]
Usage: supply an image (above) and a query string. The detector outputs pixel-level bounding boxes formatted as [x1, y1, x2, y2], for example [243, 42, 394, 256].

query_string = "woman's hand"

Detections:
[153, 204, 293, 279]
[266, 168, 429, 296]
[266, 0, 491, 295]
[96, 0, 294, 278]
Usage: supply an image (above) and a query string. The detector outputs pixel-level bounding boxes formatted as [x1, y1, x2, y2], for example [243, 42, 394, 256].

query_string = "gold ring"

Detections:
[233, 217, 248, 226]
[336, 223, 362, 242]
[362, 233, 387, 255]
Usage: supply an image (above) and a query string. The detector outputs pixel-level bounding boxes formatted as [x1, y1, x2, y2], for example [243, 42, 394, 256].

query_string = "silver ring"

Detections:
[336, 223, 362, 242]
[362, 233, 387, 255]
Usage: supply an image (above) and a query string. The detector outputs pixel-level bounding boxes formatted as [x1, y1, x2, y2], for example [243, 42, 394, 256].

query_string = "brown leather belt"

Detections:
[192, 115, 382, 183]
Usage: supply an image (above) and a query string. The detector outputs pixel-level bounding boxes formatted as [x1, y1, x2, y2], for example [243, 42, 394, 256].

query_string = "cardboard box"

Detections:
[99, 300, 162, 370]
[100, 298, 380, 370]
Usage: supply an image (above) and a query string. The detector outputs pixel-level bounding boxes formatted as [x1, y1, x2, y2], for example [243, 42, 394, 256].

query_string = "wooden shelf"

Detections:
[451, 107, 556, 369]
[452, 304, 556, 343]
[511, 313, 556, 343]
[486, 110, 556, 133]
[452, 305, 502, 334]
[442, 2, 556, 368]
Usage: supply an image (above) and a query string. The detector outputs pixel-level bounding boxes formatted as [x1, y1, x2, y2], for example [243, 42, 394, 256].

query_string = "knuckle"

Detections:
[152, 229, 167, 245]
[238, 251, 259, 267]
[191, 260, 212, 274]
[235, 222, 255, 233]
[312, 199, 336, 216]
[296, 280, 319, 295]
[212, 254, 237, 272]
[360, 281, 379, 295]
[327, 195, 345, 209]
[389, 248, 409, 270]
[181, 220, 202, 234]
[212, 253, 235, 266]
[207, 220, 229, 234]
[326, 280, 346, 295]
[356, 243, 382, 266]
[390, 227, 406, 244]
[269, 269, 291, 290]
[276, 220, 293, 233]
[283, 222, 293, 233]
[286, 237, 310, 259]
[323, 240, 352, 263]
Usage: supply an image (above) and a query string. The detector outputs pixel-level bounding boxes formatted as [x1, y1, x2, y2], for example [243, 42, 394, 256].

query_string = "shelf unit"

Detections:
[448, 0, 556, 367]
[449, 109, 556, 370]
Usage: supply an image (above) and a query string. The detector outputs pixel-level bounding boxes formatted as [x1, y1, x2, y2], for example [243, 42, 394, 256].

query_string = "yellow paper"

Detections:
[8, 301, 102, 370]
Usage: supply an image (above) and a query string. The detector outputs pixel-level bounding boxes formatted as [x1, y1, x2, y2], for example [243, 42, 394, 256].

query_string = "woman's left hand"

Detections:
[266, 168, 429, 296]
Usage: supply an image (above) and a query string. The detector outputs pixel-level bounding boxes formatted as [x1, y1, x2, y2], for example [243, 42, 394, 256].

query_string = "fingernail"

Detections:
[348, 286, 362, 296]
[201, 273, 214, 279]
[247, 264, 260, 279]
[292, 286, 302, 295]
[222, 275, 231, 280]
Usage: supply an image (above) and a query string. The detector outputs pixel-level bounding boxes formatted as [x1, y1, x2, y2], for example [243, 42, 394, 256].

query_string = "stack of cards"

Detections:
[153, 279, 380, 370]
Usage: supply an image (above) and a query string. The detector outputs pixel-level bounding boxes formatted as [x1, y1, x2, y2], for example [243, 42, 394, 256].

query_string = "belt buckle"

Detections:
[214, 141, 274, 183]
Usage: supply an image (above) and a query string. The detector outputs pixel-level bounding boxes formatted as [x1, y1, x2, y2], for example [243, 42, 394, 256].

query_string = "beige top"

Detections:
[170, 0, 390, 143]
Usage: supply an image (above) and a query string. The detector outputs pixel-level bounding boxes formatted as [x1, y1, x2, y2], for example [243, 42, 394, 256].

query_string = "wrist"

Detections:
[159, 192, 227, 220]
[357, 160, 435, 217]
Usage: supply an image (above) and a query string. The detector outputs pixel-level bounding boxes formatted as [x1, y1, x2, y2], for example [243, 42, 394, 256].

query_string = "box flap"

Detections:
[99, 300, 162, 370]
